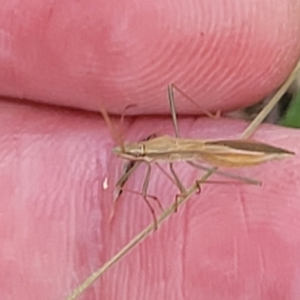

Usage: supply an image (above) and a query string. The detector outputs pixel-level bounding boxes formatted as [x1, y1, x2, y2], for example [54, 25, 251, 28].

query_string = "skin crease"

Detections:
[0, 1, 300, 300]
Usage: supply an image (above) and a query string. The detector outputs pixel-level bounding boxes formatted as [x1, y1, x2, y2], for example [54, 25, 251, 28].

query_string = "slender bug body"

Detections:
[113, 135, 294, 167]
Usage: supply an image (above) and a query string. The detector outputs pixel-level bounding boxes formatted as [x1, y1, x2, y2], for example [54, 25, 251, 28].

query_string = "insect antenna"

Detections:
[99, 106, 125, 153]
[99, 104, 138, 153]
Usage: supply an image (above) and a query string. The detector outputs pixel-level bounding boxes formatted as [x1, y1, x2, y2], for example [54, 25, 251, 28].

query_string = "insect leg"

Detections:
[169, 162, 188, 212]
[167, 84, 180, 138]
[115, 161, 143, 198]
[141, 163, 164, 230]
[187, 161, 261, 185]
[115, 134, 157, 199]
[169, 83, 220, 118]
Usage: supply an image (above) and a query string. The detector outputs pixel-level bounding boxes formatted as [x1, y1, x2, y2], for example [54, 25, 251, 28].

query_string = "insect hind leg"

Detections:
[168, 83, 220, 119]
[167, 84, 180, 138]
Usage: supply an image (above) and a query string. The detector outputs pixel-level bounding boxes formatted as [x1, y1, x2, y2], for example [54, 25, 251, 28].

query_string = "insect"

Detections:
[100, 84, 294, 228]
[66, 59, 300, 300]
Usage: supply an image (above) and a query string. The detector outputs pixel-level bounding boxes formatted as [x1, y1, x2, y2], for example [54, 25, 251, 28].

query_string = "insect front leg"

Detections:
[115, 161, 142, 199]
[115, 134, 157, 199]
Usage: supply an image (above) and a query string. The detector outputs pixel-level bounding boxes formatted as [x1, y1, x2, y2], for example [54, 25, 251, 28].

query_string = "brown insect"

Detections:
[66, 59, 300, 300]
[100, 84, 294, 228]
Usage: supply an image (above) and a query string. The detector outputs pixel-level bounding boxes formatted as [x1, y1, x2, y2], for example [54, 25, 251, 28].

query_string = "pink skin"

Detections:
[0, 0, 300, 299]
